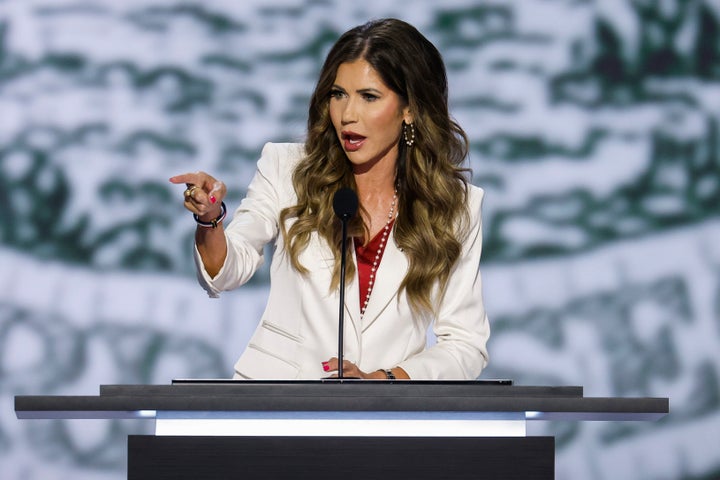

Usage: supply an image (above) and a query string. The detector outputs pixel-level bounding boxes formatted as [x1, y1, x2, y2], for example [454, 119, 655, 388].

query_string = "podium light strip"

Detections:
[154, 411, 527, 437]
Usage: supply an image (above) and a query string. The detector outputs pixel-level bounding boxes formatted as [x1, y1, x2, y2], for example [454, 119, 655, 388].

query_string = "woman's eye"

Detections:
[329, 89, 345, 99]
[362, 93, 378, 101]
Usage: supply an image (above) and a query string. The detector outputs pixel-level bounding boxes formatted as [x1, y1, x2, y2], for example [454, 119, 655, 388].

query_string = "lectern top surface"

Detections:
[171, 378, 514, 385]
[96, 380, 585, 400]
[15, 380, 668, 421]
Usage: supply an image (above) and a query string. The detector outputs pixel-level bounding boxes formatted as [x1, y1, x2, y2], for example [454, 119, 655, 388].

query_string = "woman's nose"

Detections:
[341, 97, 358, 124]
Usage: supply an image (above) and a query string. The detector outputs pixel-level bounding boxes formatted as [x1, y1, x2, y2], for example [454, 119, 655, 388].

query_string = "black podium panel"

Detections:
[128, 435, 554, 480]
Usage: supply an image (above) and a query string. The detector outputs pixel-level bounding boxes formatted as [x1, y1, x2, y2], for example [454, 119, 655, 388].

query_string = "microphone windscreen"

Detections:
[332, 187, 358, 219]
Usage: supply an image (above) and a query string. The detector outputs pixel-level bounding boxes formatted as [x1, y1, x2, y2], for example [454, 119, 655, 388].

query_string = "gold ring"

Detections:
[184, 186, 199, 198]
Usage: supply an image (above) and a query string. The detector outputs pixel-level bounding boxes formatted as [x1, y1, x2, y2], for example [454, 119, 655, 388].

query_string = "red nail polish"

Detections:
[210, 195, 217, 204]
[322, 363, 329, 372]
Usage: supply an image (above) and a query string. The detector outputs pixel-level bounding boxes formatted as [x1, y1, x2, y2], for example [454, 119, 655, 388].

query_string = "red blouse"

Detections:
[354, 219, 396, 314]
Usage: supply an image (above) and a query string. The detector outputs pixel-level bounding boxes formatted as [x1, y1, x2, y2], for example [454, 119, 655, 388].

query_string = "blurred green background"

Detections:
[1, 1, 719, 479]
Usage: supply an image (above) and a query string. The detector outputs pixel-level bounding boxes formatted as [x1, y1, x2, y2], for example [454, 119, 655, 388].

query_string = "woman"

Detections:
[170, 18, 489, 380]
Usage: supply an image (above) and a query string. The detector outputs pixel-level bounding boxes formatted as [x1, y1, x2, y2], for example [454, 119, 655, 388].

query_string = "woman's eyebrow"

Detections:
[357, 88, 382, 95]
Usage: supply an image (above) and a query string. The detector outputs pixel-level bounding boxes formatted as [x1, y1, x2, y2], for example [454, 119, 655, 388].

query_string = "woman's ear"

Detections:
[402, 105, 413, 125]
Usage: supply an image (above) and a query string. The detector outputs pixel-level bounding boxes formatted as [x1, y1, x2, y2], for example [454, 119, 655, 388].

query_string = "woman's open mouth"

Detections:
[342, 131, 366, 152]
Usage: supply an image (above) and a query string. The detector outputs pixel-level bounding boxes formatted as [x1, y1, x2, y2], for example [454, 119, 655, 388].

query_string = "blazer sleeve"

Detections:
[194, 143, 299, 297]
[397, 186, 490, 379]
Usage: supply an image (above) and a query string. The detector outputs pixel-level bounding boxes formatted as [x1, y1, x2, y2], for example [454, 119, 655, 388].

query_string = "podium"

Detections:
[15, 380, 668, 479]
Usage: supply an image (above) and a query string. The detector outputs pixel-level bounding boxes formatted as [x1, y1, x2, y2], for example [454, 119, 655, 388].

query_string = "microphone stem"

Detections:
[338, 217, 348, 379]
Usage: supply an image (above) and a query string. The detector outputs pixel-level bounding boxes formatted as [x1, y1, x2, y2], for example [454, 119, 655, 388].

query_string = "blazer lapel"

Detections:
[317, 235, 362, 351]
[358, 231, 408, 330]
[343, 248, 362, 344]
[317, 232, 405, 348]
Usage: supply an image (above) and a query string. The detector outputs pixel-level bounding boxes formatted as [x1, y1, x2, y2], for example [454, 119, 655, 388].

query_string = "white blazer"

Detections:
[195, 143, 490, 380]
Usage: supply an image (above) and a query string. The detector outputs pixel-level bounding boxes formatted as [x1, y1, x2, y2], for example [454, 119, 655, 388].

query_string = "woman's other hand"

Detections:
[169, 171, 229, 277]
[321, 358, 387, 380]
[169, 171, 226, 220]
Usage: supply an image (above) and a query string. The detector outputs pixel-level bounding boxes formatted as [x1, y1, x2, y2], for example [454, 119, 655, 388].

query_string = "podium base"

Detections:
[128, 435, 554, 480]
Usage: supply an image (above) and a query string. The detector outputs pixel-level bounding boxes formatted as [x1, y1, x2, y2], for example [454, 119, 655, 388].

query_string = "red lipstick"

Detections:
[341, 131, 366, 152]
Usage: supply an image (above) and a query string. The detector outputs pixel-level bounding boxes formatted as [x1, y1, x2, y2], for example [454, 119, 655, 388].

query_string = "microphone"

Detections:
[332, 187, 358, 379]
[333, 187, 358, 220]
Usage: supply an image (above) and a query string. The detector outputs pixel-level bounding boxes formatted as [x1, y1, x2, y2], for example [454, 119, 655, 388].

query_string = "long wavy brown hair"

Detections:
[280, 18, 471, 315]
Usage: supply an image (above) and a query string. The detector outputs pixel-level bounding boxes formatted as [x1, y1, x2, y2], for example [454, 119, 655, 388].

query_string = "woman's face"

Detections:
[329, 59, 412, 173]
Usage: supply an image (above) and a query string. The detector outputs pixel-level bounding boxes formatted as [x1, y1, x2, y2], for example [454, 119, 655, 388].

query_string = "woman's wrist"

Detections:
[376, 368, 396, 380]
[194, 202, 226, 228]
